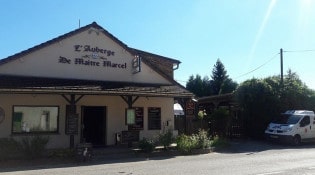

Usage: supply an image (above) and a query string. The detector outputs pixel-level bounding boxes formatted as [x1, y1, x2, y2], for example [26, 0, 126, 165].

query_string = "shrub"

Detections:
[138, 138, 155, 153]
[211, 135, 229, 149]
[194, 129, 211, 149]
[176, 134, 198, 154]
[20, 135, 49, 158]
[176, 129, 212, 154]
[0, 138, 21, 160]
[209, 108, 230, 137]
[158, 130, 174, 150]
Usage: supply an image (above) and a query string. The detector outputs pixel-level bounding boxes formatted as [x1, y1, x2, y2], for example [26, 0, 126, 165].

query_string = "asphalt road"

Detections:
[2, 140, 315, 175]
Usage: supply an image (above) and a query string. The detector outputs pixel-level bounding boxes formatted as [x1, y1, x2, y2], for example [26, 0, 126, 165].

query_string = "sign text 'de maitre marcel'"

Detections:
[58, 45, 127, 69]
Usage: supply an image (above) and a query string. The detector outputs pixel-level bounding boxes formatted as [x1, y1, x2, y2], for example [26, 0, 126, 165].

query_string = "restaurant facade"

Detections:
[0, 22, 193, 149]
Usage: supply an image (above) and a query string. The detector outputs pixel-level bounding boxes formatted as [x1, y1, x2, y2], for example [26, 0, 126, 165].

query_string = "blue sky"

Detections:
[1, 0, 315, 89]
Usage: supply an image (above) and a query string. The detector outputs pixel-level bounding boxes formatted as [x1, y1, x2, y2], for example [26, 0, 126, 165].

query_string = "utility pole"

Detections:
[280, 48, 283, 86]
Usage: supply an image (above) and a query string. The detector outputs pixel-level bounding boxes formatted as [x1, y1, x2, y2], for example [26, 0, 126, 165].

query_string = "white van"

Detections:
[265, 110, 315, 145]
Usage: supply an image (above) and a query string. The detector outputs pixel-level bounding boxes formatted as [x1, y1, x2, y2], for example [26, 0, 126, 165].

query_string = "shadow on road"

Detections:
[215, 139, 315, 154]
[2, 139, 315, 173]
[0, 150, 178, 173]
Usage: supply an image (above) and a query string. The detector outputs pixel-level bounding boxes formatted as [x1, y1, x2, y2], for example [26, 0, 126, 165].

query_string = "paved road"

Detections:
[2, 140, 315, 175]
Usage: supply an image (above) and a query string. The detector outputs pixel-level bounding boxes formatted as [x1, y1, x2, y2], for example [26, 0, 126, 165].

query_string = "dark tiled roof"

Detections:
[130, 48, 181, 64]
[0, 75, 163, 89]
[197, 93, 235, 103]
[0, 75, 193, 98]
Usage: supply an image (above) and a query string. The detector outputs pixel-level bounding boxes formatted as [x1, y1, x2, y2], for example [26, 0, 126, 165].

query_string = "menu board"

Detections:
[121, 130, 140, 143]
[66, 114, 79, 135]
[65, 105, 78, 135]
[126, 109, 136, 125]
[128, 107, 144, 130]
[148, 107, 161, 130]
[186, 100, 195, 115]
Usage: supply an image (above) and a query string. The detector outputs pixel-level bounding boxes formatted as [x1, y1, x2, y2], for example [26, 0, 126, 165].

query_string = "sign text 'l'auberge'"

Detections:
[58, 45, 127, 69]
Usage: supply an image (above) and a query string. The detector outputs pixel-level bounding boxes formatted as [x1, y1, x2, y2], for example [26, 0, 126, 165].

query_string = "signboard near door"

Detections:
[128, 107, 144, 130]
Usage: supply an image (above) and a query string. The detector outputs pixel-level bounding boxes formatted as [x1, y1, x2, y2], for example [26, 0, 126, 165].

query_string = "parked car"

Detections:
[265, 110, 315, 145]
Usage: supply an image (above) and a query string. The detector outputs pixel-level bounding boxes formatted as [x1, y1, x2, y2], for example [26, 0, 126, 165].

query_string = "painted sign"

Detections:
[132, 55, 141, 74]
[128, 107, 144, 130]
[186, 100, 195, 115]
[74, 45, 115, 57]
[65, 114, 79, 135]
[58, 44, 128, 69]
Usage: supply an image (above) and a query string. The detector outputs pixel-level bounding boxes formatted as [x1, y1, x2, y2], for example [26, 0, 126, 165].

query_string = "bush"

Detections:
[209, 108, 230, 137]
[138, 138, 155, 153]
[194, 129, 211, 149]
[176, 134, 198, 154]
[158, 130, 174, 150]
[211, 135, 229, 149]
[20, 135, 49, 158]
[0, 138, 21, 160]
[176, 129, 212, 154]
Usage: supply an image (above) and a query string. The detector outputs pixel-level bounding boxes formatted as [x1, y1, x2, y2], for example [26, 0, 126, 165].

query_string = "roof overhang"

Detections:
[197, 93, 235, 103]
[0, 75, 193, 98]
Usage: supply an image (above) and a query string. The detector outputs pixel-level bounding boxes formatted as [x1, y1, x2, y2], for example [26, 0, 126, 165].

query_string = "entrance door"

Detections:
[82, 106, 106, 147]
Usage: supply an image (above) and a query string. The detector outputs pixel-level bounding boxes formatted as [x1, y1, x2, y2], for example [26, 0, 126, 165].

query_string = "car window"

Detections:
[300, 116, 310, 127]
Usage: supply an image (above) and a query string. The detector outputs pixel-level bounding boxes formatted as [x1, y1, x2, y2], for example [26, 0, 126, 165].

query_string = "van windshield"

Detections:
[272, 114, 302, 124]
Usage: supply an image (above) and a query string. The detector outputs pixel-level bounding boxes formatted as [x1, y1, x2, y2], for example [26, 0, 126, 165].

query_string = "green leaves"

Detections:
[235, 70, 315, 138]
[186, 59, 238, 97]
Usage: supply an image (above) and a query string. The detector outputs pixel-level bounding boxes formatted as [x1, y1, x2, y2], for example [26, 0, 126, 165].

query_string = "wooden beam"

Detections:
[75, 95, 85, 104]
[120, 95, 139, 108]
[61, 94, 71, 104]
[61, 94, 85, 104]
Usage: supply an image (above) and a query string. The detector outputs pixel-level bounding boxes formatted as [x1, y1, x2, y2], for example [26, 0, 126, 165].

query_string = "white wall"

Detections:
[0, 94, 175, 148]
[0, 94, 71, 148]
[0, 27, 171, 85]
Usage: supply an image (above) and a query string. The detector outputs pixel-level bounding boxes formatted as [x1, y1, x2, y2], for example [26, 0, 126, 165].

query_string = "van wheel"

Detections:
[292, 135, 301, 146]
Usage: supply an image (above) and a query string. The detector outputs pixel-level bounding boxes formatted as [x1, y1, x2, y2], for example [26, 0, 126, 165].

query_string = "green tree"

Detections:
[235, 78, 279, 138]
[220, 77, 238, 94]
[210, 59, 237, 95]
[202, 76, 212, 96]
[208, 108, 230, 137]
[235, 70, 315, 138]
[186, 59, 237, 97]
[186, 74, 204, 97]
[280, 69, 315, 110]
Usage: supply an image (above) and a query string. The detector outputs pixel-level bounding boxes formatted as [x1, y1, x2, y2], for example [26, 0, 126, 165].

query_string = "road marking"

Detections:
[256, 172, 283, 175]
[308, 166, 315, 169]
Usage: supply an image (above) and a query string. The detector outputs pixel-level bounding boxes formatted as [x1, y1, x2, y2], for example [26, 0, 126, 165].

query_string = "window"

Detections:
[12, 106, 59, 133]
[148, 107, 161, 130]
[300, 116, 310, 127]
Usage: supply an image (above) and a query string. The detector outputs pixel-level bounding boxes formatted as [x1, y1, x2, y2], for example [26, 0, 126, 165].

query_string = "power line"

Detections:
[234, 52, 279, 79]
[178, 52, 280, 82]
[284, 49, 315, 53]
[177, 49, 315, 83]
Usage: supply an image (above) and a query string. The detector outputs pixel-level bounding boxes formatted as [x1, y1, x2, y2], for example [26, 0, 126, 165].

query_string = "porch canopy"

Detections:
[0, 75, 192, 98]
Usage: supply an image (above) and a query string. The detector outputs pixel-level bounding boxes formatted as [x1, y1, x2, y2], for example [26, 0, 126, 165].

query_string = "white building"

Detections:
[0, 22, 193, 149]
